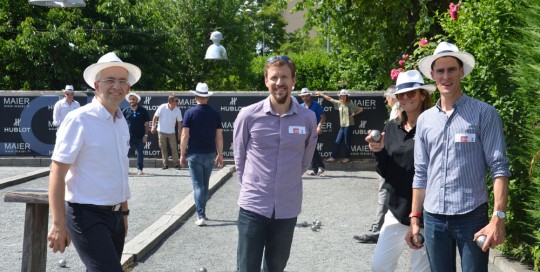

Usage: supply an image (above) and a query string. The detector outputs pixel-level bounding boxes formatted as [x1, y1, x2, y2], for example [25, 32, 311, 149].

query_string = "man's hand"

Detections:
[150, 127, 156, 135]
[47, 224, 71, 253]
[474, 217, 506, 252]
[180, 155, 187, 168]
[215, 155, 224, 168]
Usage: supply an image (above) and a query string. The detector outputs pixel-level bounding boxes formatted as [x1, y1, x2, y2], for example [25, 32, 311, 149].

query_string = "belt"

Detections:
[68, 202, 122, 212]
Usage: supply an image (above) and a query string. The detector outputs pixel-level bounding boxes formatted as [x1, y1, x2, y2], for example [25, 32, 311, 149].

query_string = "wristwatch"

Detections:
[493, 210, 506, 219]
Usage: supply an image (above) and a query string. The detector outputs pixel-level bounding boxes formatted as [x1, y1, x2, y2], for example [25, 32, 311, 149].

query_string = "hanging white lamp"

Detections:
[205, 31, 228, 60]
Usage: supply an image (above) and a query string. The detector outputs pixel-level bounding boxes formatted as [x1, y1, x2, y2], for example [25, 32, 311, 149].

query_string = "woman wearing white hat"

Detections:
[366, 70, 434, 272]
[315, 89, 363, 163]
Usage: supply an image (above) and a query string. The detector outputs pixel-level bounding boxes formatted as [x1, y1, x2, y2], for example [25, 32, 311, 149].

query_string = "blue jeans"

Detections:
[424, 203, 489, 272]
[331, 125, 354, 159]
[237, 208, 297, 272]
[66, 203, 125, 271]
[188, 153, 215, 219]
[128, 137, 144, 170]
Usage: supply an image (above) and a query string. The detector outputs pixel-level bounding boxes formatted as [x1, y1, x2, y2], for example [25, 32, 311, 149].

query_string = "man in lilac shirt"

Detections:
[233, 56, 317, 272]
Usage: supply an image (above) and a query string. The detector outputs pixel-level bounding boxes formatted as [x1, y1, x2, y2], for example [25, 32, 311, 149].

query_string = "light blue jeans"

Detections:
[187, 153, 215, 219]
[424, 203, 489, 272]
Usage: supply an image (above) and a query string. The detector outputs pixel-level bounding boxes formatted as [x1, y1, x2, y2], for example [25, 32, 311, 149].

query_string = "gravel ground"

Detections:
[0, 167, 507, 272]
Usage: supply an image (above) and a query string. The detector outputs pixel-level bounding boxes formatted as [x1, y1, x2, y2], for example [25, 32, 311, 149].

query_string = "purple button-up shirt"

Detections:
[233, 97, 317, 219]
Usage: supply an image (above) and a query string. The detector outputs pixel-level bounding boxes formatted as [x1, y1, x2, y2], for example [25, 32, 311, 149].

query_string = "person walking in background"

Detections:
[52, 85, 80, 127]
[180, 82, 224, 227]
[151, 95, 182, 170]
[407, 42, 511, 271]
[47, 52, 140, 271]
[299, 87, 326, 176]
[122, 92, 150, 175]
[354, 85, 399, 243]
[233, 55, 317, 272]
[368, 70, 433, 271]
[315, 89, 363, 163]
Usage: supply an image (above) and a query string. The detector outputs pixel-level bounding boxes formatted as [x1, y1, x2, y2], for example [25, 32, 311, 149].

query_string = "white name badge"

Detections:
[454, 133, 476, 143]
[289, 126, 306, 134]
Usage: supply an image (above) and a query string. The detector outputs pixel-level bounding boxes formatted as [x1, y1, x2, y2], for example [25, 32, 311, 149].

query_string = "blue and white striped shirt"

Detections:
[413, 94, 511, 215]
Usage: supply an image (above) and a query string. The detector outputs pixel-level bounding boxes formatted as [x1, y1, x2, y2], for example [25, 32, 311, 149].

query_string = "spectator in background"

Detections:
[122, 92, 150, 175]
[299, 87, 326, 176]
[315, 89, 363, 163]
[180, 83, 224, 227]
[354, 85, 399, 243]
[52, 85, 80, 127]
[151, 95, 182, 170]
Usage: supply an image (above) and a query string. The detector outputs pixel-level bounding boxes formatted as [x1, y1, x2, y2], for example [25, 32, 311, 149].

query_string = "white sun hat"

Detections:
[83, 52, 141, 89]
[189, 83, 214, 97]
[394, 70, 436, 95]
[418, 42, 475, 80]
[125, 92, 141, 102]
[299, 88, 311, 96]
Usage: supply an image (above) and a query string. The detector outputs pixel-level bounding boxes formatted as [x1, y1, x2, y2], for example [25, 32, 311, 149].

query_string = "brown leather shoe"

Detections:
[162, 164, 168, 170]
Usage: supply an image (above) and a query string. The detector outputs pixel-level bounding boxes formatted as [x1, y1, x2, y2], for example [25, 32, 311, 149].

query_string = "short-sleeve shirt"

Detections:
[300, 101, 324, 124]
[53, 98, 80, 127]
[122, 106, 150, 138]
[154, 103, 182, 134]
[51, 100, 131, 205]
[182, 104, 223, 155]
[330, 99, 359, 127]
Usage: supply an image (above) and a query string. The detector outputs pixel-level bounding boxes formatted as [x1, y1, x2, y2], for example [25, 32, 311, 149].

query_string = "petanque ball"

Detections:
[370, 130, 382, 142]
[58, 259, 67, 267]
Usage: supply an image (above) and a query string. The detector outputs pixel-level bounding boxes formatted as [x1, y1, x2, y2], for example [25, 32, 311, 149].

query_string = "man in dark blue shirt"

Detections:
[180, 83, 224, 226]
[122, 92, 150, 175]
[299, 88, 326, 175]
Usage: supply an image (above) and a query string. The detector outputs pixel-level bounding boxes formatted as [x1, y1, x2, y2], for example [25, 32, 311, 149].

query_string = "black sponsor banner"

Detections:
[0, 91, 387, 159]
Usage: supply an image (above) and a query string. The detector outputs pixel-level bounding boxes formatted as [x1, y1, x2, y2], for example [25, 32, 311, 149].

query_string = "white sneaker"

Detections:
[318, 168, 325, 175]
[137, 169, 143, 175]
[195, 218, 206, 226]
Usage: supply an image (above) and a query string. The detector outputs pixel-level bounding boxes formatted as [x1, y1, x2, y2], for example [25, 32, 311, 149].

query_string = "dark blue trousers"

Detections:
[66, 203, 125, 272]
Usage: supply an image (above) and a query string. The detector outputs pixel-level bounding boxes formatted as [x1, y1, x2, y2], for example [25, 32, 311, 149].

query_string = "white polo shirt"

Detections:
[154, 103, 182, 134]
[52, 100, 130, 205]
[52, 98, 80, 127]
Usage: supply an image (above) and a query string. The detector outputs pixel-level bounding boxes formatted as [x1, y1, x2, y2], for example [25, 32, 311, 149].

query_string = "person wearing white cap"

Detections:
[52, 85, 80, 127]
[366, 70, 434, 272]
[407, 42, 511, 272]
[48, 51, 140, 271]
[122, 92, 150, 175]
[179, 83, 224, 226]
[299, 87, 326, 176]
[315, 89, 364, 163]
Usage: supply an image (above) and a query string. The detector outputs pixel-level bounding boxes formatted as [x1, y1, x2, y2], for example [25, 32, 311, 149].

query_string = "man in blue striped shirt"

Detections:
[406, 42, 511, 272]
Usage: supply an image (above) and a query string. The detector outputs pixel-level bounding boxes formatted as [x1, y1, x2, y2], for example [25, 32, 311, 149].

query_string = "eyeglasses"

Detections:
[99, 79, 129, 86]
[266, 55, 291, 63]
[396, 91, 417, 100]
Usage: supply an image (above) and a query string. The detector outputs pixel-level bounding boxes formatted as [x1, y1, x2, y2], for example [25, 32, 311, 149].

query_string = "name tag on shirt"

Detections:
[455, 133, 475, 143]
[289, 126, 306, 134]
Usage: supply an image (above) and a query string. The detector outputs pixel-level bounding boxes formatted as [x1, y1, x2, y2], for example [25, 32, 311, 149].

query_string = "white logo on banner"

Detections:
[230, 97, 238, 105]
[144, 96, 152, 104]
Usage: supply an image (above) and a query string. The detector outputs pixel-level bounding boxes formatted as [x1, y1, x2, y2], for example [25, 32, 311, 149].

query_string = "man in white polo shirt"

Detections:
[47, 52, 140, 271]
[151, 95, 183, 170]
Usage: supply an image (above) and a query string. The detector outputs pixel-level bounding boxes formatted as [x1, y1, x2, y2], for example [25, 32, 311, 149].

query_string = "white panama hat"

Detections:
[299, 88, 311, 96]
[189, 83, 213, 97]
[125, 92, 141, 102]
[83, 52, 141, 89]
[394, 70, 436, 95]
[418, 42, 475, 80]
[62, 85, 75, 92]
